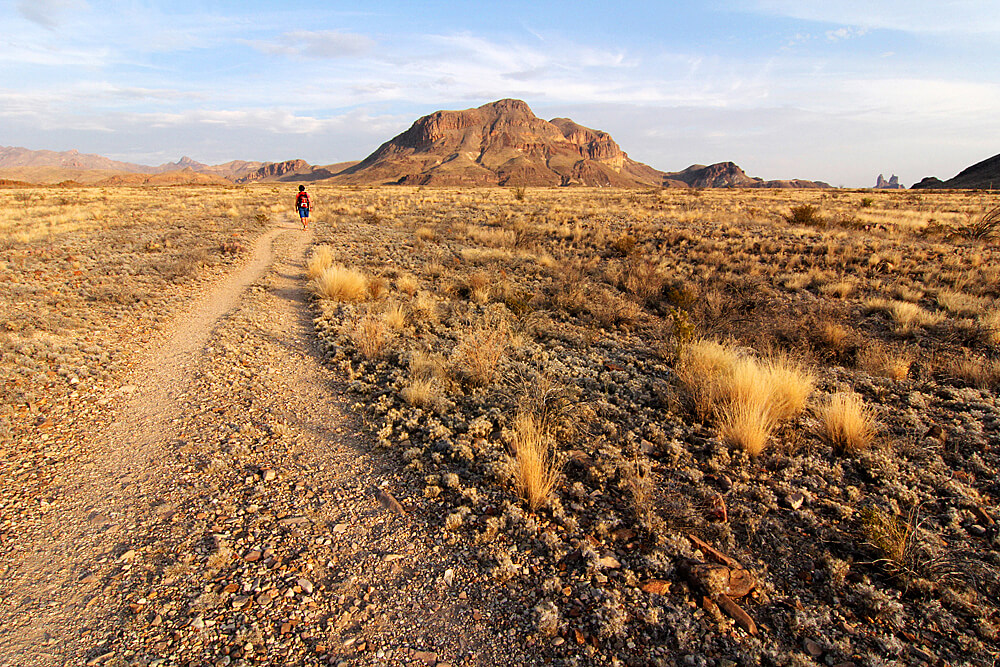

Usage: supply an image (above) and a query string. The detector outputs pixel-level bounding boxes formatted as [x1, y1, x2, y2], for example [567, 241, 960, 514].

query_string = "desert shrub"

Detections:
[763, 353, 816, 422]
[859, 505, 915, 568]
[382, 301, 407, 330]
[816, 392, 877, 454]
[960, 204, 1000, 240]
[507, 412, 560, 512]
[786, 204, 823, 227]
[400, 377, 445, 410]
[306, 245, 335, 279]
[859, 197, 875, 208]
[453, 308, 511, 386]
[311, 264, 368, 301]
[351, 313, 388, 359]
[857, 343, 912, 381]
[396, 273, 419, 296]
[511, 186, 527, 201]
[415, 225, 436, 241]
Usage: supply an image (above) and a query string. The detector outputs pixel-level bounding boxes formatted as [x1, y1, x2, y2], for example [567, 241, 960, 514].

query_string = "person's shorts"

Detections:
[298, 207, 309, 218]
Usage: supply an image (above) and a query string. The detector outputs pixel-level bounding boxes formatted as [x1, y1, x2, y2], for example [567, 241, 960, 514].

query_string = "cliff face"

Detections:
[334, 99, 664, 187]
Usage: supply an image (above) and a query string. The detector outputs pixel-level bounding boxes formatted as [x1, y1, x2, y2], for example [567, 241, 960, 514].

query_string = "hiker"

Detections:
[295, 185, 310, 229]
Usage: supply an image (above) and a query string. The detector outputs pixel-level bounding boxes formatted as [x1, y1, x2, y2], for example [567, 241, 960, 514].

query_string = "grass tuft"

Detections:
[311, 264, 368, 302]
[507, 412, 559, 512]
[816, 392, 878, 454]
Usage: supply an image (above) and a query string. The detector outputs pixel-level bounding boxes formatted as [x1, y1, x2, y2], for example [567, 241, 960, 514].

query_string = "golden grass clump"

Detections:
[865, 298, 944, 334]
[351, 313, 388, 359]
[382, 301, 407, 330]
[306, 245, 335, 280]
[311, 264, 368, 302]
[677, 341, 814, 456]
[857, 344, 912, 381]
[816, 392, 878, 454]
[981, 310, 1000, 347]
[507, 412, 560, 512]
[400, 377, 444, 410]
[453, 310, 511, 386]
[396, 273, 419, 296]
[859, 506, 914, 567]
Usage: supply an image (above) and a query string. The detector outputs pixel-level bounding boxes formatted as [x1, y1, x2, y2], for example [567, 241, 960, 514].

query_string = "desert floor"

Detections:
[0, 185, 998, 667]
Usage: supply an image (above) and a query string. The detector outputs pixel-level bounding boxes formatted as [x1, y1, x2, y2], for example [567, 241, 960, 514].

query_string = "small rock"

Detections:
[119, 549, 137, 562]
[640, 579, 671, 595]
[413, 651, 437, 665]
[261, 469, 276, 482]
[190, 616, 205, 630]
[598, 556, 621, 569]
[553, 637, 565, 647]
[297, 578, 314, 594]
[786, 492, 805, 510]
[443, 569, 455, 586]
[968, 524, 986, 537]
[375, 488, 406, 515]
[803, 638, 823, 658]
[244, 550, 261, 562]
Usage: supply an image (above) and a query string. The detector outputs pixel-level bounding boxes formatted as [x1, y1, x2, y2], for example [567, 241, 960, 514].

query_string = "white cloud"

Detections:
[736, 0, 1000, 34]
[254, 30, 375, 58]
[16, 0, 88, 28]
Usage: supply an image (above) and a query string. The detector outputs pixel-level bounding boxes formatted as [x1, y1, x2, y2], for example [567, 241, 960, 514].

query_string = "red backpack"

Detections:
[296, 191, 310, 209]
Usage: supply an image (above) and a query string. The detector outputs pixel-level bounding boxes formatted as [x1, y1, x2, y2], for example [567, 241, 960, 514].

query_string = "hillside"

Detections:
[913, 152, 1000, 189]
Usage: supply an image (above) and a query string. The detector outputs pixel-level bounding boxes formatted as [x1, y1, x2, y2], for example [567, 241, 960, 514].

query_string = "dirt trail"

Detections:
[1, 218, 539, 667]
[0, 223, 310, 664]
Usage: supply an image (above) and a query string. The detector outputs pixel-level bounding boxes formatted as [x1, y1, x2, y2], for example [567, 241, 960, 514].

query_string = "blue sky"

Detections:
[2, 0, 999, 186]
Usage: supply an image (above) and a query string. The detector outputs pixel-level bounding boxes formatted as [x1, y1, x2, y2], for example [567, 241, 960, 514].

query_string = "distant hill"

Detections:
[663, 162, 830, 189]
[912, 152, 1000, 190]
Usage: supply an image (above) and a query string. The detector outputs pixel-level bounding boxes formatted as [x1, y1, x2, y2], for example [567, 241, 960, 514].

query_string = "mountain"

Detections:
[0, 146, 150, 173]
[663, 162, 830, 189]
[331, 99, 666, 187]
[912, 153, 1000, 190]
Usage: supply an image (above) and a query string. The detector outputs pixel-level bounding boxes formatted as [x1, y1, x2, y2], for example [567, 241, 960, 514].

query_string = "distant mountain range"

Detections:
[2, 99, 837, 188]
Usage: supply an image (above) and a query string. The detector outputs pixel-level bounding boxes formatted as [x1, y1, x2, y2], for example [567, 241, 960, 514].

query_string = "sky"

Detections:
[2, 0, 999, 186]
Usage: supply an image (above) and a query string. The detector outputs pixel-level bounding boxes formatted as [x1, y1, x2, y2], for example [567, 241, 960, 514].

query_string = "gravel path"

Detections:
[1, 219, 540, 666]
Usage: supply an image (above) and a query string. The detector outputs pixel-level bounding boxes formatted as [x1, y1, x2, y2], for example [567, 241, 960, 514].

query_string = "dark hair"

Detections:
[298, 185, 305, 192]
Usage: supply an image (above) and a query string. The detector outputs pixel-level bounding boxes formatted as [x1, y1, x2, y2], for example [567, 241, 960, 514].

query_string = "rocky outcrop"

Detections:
[912, 152, 1000, 189]
[875, 174, 902, 189]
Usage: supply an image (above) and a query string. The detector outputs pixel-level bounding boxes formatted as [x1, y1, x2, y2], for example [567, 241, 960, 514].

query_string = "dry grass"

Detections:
[677, 341, 814, 455]
[382, 301, 407, 330]
[311, 264, 368, 302]
[306, 245, 335, 279]
[816, 392, 878, 454]
[351, 313, 388, 359]
[859, 505, 915, 568]
[453, 309, 511, 386]
[866, 298, 944, 334]
[400, 377, 444, 410]
[507, 412, 560, 512]
[857, 343, 912, 381]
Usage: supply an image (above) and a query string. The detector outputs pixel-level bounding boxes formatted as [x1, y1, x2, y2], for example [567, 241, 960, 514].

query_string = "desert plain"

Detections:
[1, 184, 998, 666]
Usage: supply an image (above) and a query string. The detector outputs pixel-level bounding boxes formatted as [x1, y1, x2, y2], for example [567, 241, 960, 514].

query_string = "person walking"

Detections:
[295, 185, 311, 230]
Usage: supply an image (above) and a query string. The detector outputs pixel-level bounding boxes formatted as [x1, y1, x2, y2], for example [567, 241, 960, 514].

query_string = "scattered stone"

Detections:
[375, 488, 406, 515]
[640, 580, 671, 595]
[803, 638, 823, 658]
[786, 492, 805, 510]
